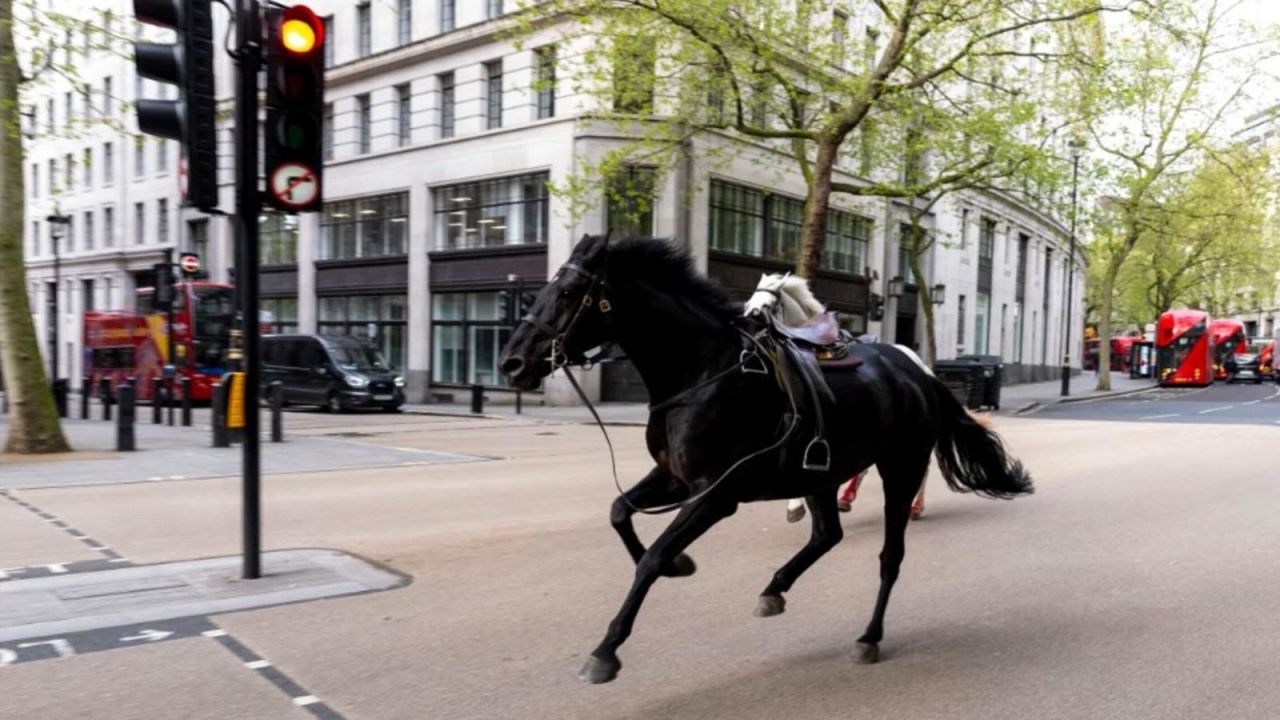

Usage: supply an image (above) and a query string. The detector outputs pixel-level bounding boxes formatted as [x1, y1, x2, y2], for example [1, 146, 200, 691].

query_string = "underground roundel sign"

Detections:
[269, 162, 319, 210]
[179, 253, 200, 275]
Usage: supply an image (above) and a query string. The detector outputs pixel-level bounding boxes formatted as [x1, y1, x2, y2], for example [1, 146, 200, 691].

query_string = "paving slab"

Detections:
[0, 548, 408, 643]
[0, 498, 103, 569]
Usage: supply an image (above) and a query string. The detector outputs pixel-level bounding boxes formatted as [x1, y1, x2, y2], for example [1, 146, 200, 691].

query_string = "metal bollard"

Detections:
[167, 377, 175, 426]
[270, 381, 284, 443]
[470, 384, 484, 414]
[100, 377, 113, 421]
[116, 382, 136, 451]
[515, 389, 522, 415]
[211, 377, 230, 448]
[180, 376, 192, 427]
[81, 377, 91, 419]
[52, 379, 69, 418]
[152, 377, 164, 424]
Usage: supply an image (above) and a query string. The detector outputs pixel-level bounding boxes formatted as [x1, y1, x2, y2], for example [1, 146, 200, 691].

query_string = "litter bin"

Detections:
[934, 355, 1004, 411]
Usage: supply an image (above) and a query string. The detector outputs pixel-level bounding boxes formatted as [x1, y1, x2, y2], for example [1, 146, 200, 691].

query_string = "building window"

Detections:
[958, 295, 967, 347]
[261, 297, 298, 334]
[83, 279, 95, 312]
[613, 36, 656, 113]
[357, 3, 371, 57]
[260, 213, 300, 266]
[103, 142, 114, 186]
[188, 218, 208, 252]
[83, 84, 92, 121]
[49, 158, 56, 194]
[64, 153, 73, 190]
[432, 291, 528, 386]
[103, 76, 113, 117]
[84, 211, 95, 250]
[433, 172, 549, 250]
[708, 180, 765, 257]
[156, 139, 167, 172]
[398, 0, 411, 44]
[134, 202, 145, 244]
[66, 215, 76, 252]
[322, 16, 334, 67]
[975, 292, 991, 355]
[439, 72, 455, 138]
[980, 217, 996, 259]
[606, 166, 656, 236]
[485, 61, 503, 130]
[104, 207, 114, 247]
[536, 46, 556, 119]
[768, 196, 805, 263]
[487, 0, 503, 19]
[157, 199, 168, 244]
[357, 94, 371, 153]
[440, 0, 455, 32]
[320, 191, 409, 260]
[65, 91, 73, 131]
[32, 220, 40, 256]
[31, 163, 38, 198]
[134, 137, 145, 177]
[396, 84, 411, 146]
[824, 210, 871, 274]
[319, 294, 408, 370]
[898, 240, 915, 285]
[323, 103, 334, 160]
[83, 147, 93, 187]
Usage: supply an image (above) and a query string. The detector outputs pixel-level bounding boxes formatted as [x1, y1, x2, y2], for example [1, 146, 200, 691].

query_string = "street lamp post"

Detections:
[1061, 139, 1085, 397]
[46, 210, 72, 415]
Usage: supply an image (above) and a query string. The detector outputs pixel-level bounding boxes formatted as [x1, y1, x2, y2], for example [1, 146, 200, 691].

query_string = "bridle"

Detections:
[515, 252, 800, 516]
[518, 261, 613, 371]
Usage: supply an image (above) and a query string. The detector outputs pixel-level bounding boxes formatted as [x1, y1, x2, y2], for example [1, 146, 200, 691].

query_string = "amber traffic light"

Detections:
[264, 4, 325, 212]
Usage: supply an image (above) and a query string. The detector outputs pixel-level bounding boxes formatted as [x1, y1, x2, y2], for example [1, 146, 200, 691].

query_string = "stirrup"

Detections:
[802, 437, 831, 472]
[740, 349, 769, 375]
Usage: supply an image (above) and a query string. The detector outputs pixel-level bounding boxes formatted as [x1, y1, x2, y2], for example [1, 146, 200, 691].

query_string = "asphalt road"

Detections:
[3, 407, 1280, 719]
[1028, 379, 1280, 426]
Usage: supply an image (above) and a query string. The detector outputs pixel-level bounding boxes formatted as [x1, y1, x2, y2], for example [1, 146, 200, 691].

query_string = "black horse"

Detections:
[500, 234, 1033, 684]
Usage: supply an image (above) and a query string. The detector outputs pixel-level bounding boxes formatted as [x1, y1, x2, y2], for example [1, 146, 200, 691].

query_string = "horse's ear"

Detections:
[574, 233, 609, 264]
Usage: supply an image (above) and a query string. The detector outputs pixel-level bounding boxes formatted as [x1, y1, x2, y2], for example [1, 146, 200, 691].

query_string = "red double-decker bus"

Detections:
[83, 282, 237, 402]
[1207, 318, 1247, 381]
[1155, 310, 1213, 387]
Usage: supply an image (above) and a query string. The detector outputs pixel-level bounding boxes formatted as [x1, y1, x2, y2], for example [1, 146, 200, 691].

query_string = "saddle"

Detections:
[762, 312, 863, 472]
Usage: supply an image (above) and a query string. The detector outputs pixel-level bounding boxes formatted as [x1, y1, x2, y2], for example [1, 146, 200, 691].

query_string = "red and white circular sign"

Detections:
[179, 253, 201, 275]
[269, 162, 319, 209]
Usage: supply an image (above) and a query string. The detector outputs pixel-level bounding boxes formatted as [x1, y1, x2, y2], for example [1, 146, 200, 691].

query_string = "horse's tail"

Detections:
[930, 378, 1034, 499]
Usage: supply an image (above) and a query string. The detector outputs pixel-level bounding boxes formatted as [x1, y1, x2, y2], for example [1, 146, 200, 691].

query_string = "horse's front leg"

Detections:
[581, 493, 737, 684]
[610, 467, 697, 577]
[755, 489, 843, 617]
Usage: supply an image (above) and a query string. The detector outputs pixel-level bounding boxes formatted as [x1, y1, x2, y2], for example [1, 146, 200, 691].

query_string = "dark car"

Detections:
[261, 334, 404, 412]
[1225, 346, 1264, 385]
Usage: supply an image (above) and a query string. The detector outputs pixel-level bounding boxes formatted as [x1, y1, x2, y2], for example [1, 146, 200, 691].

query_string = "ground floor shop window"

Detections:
[262, 297, 298, 334]
[432, 290, 531, 386]
[318, 294, 407, 370]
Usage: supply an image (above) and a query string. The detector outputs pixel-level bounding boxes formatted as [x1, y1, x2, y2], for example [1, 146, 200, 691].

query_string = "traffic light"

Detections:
[264, 4, 325, 212]
[153, 262, 176, 309]
[133, 0, 218, 210]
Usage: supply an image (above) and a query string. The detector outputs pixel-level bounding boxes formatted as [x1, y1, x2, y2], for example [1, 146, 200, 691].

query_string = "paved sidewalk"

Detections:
[0, 415, 485, 490]
[996, 371, 1157, 413]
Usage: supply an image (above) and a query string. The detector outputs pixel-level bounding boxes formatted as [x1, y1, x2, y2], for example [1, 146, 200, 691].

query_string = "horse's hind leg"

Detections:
[756, 491, 843, 617]
[611, 467, 696, 577]
[581, 493, 737, 683]
[855, 450, 928, 663]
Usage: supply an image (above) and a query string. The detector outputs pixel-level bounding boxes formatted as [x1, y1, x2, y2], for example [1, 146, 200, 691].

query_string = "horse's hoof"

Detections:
[662, 553, 697, 577]
[754, 594, 786, 617]
[579, 654, 621, 684]
[786, 505, 806, 523]
[853, 642, 880, 664]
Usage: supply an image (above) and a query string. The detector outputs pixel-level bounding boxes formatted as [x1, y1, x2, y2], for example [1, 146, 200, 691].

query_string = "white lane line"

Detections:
[245, 659, 272, 669]
[1140, 413, 1181, 420]
[1198, 406, 1233, 415]
[201, 629, 228, 638]
[1243, 400, 1261, 406]
[292, 696, 319, 706]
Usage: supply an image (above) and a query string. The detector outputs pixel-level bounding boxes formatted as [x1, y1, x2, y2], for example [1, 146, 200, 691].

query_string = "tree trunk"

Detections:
[0, 0, 71, 454]
[1094, 255, 1126, 392]
[795, 139, 838, 279]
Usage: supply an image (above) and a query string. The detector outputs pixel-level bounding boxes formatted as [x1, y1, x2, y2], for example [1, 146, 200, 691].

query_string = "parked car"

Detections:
[261, 334, 405, 412]
[1225, 345, 1264, 385]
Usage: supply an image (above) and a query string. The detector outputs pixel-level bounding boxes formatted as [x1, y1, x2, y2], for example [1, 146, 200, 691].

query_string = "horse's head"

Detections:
[744, 273, 825, 326]
[500, 234, 613, 390]
[744, 273, 789, 318]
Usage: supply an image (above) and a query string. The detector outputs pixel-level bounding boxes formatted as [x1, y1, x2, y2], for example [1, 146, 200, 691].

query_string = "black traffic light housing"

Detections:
[153, 262, 176, 309]
[263, 5, 325, 212]
[133, 0, 218, 210]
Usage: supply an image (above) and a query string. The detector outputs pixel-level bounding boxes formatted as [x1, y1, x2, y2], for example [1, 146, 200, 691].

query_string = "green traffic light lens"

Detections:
[277, 113, 319, 151]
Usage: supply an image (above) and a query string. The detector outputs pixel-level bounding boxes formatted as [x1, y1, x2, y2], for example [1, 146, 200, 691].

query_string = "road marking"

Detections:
[245, 659, 272, 669]
[121, 629, 174, 643]
[1140, 413, 1181, 420]
[1198, 406, 1233, 415]
[293, 696, 320, 706]
[201, 629, 228, 638]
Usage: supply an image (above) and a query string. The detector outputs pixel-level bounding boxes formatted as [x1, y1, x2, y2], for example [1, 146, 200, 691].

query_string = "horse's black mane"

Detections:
[606, 236, 741, 321]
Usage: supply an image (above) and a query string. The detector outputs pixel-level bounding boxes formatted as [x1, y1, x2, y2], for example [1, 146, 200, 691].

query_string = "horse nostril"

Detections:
[501, 357, 525, 376]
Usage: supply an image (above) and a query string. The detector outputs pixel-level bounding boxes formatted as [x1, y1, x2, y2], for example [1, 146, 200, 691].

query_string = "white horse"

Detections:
[745, 273, 931, 522]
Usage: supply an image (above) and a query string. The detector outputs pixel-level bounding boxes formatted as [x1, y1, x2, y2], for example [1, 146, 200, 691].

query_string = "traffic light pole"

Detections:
[235, 0, 263, 580]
